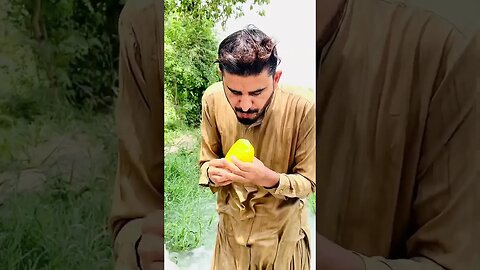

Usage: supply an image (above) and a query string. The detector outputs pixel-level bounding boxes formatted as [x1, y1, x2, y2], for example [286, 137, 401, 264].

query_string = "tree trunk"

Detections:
[30, 0, 58, 103]
[31, 0, 44, 40]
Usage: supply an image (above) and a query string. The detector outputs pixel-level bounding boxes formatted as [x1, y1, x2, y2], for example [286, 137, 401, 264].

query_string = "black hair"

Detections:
[217, 25, 280, 76]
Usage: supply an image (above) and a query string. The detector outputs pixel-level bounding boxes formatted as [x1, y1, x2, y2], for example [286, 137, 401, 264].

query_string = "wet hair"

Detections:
[217, 25, 280, 76]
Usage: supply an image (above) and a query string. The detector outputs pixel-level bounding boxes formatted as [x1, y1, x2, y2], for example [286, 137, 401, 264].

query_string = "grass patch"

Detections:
[164, 127, 201, 147]
[0, 164, 114, 270]
[164, 132, 217, 252]
[0, 103, 116, 269]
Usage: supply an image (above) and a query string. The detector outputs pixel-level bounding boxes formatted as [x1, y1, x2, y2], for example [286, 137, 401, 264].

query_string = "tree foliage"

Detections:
[164, 0, 269, 127]
[6, 0, 123, 111]
[165, 0, 270, 28]
[3, 0, 269, 120]
[165, 13, 218, 127]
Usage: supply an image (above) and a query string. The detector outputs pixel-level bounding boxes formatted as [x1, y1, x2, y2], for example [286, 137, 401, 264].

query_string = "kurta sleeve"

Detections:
[356, 30, 480, 270]
[198, 94, 222, 193]
[266, 101, 316, 199]
[108, 1, 164, 269]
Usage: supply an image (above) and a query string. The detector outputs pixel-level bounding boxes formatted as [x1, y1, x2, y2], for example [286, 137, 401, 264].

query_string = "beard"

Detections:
[234, 91, 274, 125]
[236, 110, 261, 125]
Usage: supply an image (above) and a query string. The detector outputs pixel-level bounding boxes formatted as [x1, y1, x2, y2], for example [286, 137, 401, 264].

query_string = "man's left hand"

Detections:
[224, 156, 280, 188]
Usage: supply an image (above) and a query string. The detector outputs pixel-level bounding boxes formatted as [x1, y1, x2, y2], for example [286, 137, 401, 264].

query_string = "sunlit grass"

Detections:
[164, 132, 217, 252]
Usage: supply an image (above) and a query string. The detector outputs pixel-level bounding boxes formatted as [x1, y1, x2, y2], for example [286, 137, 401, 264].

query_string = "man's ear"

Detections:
[273, 70, 283, 88]
[217, 67, 223, 78]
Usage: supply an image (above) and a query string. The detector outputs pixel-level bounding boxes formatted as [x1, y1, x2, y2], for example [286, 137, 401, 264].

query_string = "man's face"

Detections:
[222, 69, 282, 125]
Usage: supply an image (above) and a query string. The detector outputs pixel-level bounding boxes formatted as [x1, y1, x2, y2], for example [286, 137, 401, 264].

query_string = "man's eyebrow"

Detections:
[248, 87, 267, 94]
[226, 86, 267, 94]
[227, 86, 241, 93]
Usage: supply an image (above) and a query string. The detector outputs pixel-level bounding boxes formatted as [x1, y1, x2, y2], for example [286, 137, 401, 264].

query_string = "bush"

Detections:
[164, 12, 219, 127]
[6, 0, 123, 112]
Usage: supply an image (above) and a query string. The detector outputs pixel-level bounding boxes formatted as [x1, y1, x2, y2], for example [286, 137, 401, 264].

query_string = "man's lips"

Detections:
[238, 112, 255, 118]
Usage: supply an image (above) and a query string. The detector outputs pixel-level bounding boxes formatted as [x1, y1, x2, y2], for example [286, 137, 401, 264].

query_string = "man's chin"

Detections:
[237, 117, 257, 125]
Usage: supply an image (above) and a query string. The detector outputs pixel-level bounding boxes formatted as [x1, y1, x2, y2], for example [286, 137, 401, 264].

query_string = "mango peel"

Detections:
[225, 139, 255, 163]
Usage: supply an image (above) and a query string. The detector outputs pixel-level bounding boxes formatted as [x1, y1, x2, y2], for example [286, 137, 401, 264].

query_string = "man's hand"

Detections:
[207, 158, 234, 186]
[225, 156, 280, 188]
[137, 210, 164, 270]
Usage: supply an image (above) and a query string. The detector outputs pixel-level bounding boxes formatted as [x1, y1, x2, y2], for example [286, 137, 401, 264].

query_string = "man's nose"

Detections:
[239, 97, 253, 112]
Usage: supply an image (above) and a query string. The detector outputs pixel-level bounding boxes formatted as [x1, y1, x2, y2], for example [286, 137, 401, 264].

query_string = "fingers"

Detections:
[223, 158, 246, 177]
[210, 174, 232, 186]
[226, 172, 247, 183]
[208, 157, 254, 186]
[138, 233, 164, 270]
[208, 167, 232, 186]
[139, 211, 165, 269]
[209, 158, 229, 169]
[208, 166, 227, 176]
[231, 156, 252, 171]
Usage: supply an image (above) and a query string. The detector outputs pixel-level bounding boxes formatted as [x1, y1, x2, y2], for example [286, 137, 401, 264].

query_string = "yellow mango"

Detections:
[225, 139, 255, 163]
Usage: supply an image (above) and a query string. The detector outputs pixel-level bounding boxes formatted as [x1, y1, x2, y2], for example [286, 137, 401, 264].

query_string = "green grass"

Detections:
[0, 175, 113, 270]
[0, 14, 117, 266]
[164, 133, 217, 252]
[0, 104, 116, 269]
[164, 126, 201, 147]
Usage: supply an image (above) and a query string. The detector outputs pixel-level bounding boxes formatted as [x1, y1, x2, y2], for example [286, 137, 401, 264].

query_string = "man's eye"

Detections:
[251, 91, 262, 96]
[232, 91, 242, 96]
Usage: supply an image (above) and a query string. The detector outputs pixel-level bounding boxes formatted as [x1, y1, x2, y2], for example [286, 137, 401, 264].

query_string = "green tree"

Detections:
[5, 0, 269, 119]
[164, 0, 269, 127]
[165, 0, 269, 27]
[165, 13, 218, 127]
[7, 0, 123, 111]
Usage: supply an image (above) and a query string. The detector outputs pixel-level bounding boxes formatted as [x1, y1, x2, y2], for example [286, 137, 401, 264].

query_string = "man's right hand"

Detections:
[208, 158, 233, 186]
[137, 210, 164, 270]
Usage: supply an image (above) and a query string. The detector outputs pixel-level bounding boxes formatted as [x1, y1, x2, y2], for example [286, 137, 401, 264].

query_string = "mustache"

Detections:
[235, 108, 259, 114]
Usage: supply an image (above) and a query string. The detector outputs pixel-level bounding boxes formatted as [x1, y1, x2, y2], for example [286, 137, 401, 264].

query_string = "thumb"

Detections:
[231, 156, 250, 171]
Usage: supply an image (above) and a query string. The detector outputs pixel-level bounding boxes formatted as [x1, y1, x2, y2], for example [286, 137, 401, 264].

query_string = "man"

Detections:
[314, 0, 479, 269]
[199, 26, 316, 269]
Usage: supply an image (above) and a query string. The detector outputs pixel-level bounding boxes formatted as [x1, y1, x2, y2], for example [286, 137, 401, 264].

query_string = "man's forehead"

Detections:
[223, 72, 272, 88]
[222, 68, 272, 79]
[223, 79, 270, 92]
